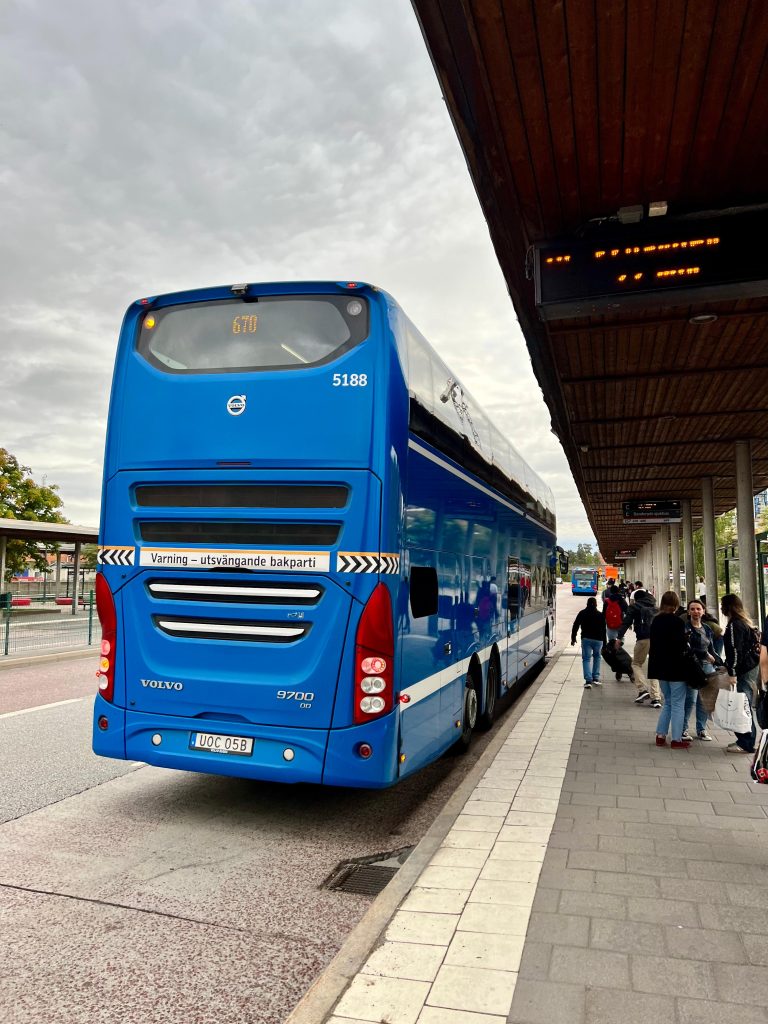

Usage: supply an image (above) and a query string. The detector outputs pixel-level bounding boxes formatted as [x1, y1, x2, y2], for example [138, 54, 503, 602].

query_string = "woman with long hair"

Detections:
[721, 593, 759, 754]
[648, 591, 694, 749]
[684, 599, 717, 741]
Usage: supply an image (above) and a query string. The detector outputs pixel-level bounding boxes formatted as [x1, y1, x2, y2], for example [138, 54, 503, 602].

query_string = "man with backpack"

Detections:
[618, 583, 662, 708]
[604, 585, 628, 641]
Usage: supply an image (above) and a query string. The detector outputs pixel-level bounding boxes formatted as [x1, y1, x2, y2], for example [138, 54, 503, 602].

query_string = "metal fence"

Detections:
[1, 591, 95, 656]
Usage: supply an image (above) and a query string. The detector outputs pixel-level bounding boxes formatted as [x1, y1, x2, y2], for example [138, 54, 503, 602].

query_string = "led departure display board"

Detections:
[534, 212, 768, 320]
[623, 500, 681, 525]
[614, 549, 637, 559]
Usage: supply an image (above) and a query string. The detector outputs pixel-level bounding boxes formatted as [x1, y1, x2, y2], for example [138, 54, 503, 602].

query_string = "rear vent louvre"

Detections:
[139, 522, 340, 545]
[154, 616, 311, 643]
[136, 485, 348, 508]
[147, 579, 323, 606]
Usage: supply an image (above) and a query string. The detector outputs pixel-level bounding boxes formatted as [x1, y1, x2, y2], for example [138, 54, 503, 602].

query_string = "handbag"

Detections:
[681, 648, 708, 689]
[713, 687, 753, 733]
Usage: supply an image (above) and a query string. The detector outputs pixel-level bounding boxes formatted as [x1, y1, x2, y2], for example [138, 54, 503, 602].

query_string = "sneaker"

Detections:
[584, 682, 592, 689]
[655, 735, 667, 746]
[726, 741, 742, 752]
[650, 700, 662, 709]
[671, 739, 692, 749]
[592, 679, 602, 686]
[634, 691, 650, 704]
[682, 731, 692, 741]
[697, 731, 713, 742]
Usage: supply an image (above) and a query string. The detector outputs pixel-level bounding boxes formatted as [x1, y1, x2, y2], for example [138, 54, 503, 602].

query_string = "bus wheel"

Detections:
[457, 675, 478, 751]
[478, 656, 499, 730]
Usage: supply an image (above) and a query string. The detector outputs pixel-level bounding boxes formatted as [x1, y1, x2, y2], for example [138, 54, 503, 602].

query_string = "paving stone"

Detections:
[427, 964, 516, 1017]
[568, 793, 618, 808]
[715, 963, 768, 1006]
[531, 887, 560, 913]
[653, 838, 713, 859]
[453, 814, 506, 832]
[418, 865, 482, 890]
[445, 931, 525, 972]
[626, 895, 699, 927]
[664, 925, 747, 962]
[584, 987, 670, 1024]
[517, 942, 552, 980]
[567, 850, 627, 872]
[548, 831, 599, 851]
[442, 830, 498, 851]
[558, 890, 626, 920]
[363, 941, 447, 983]
[699, 904, 768, 933]
[526, 912, 589, 947]
[659, 878, 731, 903]
[712, 802, 768, 819]
[677, 999, 768, 1024]
[597, 807, 649, 822]
[594, 871, 660, 898]
[589, 918, 664, 956]
[492, 838, 549, 860]
[457, 903, 531, 937]
[386, 911, 460, 946]
[401, 888, 471, 915]
[509, 979, 585, 1024]
[469, 879, 537, 907]
[549, 946, 630, 988]
[625, 853, 688, 877]
[334, 974, 430, 1024]
[630, 953, 718, 997]
[537, 868, 596, 895]
[596, 835, 655, 856]
[431, 847, 489, 869]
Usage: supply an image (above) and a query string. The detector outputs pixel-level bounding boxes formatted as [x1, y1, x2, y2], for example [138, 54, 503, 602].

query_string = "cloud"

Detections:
[0, 0, 595, 546]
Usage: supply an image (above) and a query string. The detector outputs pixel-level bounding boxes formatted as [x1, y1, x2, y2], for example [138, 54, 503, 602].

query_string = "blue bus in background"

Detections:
[93, 281, 563, 787]
[571, 567, 599, 595]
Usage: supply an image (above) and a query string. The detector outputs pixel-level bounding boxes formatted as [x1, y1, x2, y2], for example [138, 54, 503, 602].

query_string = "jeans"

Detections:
[657, 680, 695, 741]
[734, 666, 759, 752]
[581, 638, 602, 682]
[606, 626, 620, 641]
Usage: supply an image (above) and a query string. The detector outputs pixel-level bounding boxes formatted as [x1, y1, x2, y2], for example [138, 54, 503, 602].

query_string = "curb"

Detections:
[285, 649, 564, 1024]
[0, 647, 93, 672]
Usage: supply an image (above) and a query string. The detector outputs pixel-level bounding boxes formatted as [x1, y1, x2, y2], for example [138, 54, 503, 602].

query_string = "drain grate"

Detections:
[322, 846, 414, 895]
[327, 863, 399, 895]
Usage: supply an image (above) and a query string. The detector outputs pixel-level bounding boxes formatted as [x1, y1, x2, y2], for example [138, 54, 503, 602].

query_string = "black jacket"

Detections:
[618, 590, 657, 641]
[571, 607, 607, 644]
[647, 612, 688, 681]
[724, 617, 756, 677]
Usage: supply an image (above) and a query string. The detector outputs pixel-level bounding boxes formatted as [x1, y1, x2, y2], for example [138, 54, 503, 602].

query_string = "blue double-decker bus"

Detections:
[93, 281, 561, 787]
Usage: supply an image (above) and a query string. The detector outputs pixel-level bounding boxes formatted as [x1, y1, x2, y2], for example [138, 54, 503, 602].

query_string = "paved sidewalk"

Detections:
[325, 648, 768, 1024]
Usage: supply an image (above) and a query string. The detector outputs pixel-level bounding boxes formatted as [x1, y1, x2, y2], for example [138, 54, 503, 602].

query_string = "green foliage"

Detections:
[80, 543, 99, 570]
[0, 448, 67, 581]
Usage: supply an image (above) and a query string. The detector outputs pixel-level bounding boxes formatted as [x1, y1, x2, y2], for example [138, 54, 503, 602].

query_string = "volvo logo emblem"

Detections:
[227, 394, 246, 416]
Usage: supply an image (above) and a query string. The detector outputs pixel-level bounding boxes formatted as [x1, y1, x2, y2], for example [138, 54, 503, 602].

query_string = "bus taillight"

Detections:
[354, 583, 394, 725]
[95, 573, 117, 703]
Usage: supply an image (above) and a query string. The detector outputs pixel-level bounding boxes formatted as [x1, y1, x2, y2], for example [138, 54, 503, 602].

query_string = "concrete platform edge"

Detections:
[0, 646, 92, 672]
[285, 650, 563, 1024]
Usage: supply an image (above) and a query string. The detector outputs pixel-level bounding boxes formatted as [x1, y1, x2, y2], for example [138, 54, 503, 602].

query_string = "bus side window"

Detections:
[410, 566, 439, 618]
[507, 559, 520, 618]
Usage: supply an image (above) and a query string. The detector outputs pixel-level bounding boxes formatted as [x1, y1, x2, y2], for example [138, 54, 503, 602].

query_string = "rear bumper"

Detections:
[91, 695, 400, 787]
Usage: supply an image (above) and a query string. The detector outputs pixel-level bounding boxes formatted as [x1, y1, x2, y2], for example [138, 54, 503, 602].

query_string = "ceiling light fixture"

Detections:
[689, 313, 718, 325]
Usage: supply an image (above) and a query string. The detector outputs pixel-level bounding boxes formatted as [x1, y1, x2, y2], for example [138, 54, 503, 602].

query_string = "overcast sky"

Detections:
[1, 0, 596, 550]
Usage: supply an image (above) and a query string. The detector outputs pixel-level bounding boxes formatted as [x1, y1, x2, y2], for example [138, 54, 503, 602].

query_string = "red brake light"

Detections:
[95, 573, 117, 703]
[354, 583, 394, 725]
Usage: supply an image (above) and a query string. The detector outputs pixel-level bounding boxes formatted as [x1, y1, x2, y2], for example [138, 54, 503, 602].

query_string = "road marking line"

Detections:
[0, 697, 87, 719]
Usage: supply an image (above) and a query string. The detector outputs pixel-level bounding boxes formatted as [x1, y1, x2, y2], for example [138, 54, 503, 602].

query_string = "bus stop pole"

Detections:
[735, 440, 758, 622]
[71, 542, 81, 616]
[702, 477, 718, 615]
[682, 500, 695, 604]
[670, 523, 681, 597]
[0, 536, 6, 590]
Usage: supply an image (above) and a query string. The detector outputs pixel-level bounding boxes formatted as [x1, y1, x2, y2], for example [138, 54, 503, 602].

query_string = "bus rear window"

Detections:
[137, 295, 369, 373]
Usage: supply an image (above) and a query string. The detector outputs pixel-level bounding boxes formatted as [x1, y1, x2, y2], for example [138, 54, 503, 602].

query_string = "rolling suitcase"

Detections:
[601, 640, 634, 682]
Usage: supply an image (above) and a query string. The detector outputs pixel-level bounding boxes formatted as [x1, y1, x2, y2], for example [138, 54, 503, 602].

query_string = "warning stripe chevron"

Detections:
[337, 553, 400, 574]
[98, 546, 135, 566]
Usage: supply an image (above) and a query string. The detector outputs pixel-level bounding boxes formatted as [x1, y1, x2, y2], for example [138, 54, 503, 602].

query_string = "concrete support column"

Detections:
[55, 551, 62, 597]
[0, 536, 6, 589]
[658, 526, 670, 598]
[71, 542, 81, 616]
[702, 477, 718, 614]
[670, 523, 681, 598]
[682, 499, 695, 605]
[735, 440, 758, 621]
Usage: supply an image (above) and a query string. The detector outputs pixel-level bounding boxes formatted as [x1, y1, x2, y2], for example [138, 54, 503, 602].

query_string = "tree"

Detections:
[0, 449, 68, 581]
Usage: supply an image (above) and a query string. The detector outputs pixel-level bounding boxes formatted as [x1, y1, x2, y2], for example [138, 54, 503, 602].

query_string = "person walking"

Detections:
[684, 599, 717, 741]
[618, 583, 662, 709]
[648, 590, 694, 749]
[571, 597, 606, 690]
[604, 584, 628, 642]
[721, 593, 760, 754]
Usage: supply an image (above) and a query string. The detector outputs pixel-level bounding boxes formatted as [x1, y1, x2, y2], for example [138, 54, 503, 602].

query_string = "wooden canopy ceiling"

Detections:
[412, 0, 768, 556]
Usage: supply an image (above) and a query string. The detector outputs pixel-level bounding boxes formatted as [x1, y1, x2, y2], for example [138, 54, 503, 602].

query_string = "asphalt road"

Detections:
[0, 591, 573, 1024]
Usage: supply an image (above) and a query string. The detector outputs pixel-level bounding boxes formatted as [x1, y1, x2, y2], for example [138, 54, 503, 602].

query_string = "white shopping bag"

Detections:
[713, 687, 753, 734]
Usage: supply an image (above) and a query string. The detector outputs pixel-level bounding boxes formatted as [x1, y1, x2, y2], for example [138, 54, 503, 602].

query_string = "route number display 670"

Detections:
[332, 373, 368, 387]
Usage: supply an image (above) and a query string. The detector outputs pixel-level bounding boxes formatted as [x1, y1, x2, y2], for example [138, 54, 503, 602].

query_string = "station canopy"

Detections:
[0, 520, 97, 544]
[412, 0, 768, 557]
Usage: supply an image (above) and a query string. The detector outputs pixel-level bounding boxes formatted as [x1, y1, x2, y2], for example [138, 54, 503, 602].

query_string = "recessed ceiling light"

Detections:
[689, 313, 718, 325]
